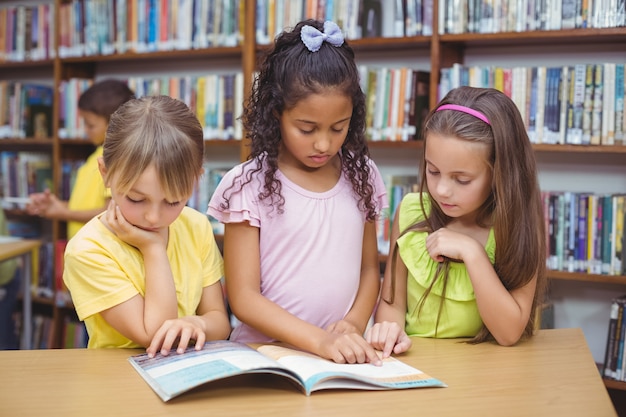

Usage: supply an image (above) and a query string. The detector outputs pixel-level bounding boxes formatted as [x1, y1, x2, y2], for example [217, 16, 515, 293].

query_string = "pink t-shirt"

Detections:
[207, 156, 388, 342]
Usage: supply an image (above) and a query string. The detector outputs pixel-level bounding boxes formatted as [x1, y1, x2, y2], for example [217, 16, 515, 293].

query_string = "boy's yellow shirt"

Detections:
[66, 146, 110, 239]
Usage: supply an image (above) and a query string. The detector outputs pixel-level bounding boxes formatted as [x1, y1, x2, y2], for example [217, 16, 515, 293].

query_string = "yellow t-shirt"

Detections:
[397, 193, 496, 338]
[66, 146, 110, 239]
[63, 206, 224, 348]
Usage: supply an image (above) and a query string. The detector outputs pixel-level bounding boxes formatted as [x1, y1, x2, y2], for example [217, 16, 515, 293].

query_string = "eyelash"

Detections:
[300, 127, 345, 135]
[126, 197, 181, 207]
[427, 170, 471, 185]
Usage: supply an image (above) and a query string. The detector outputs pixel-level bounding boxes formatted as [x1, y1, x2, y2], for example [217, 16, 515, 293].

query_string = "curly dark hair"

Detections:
[221, 19, 377, 221]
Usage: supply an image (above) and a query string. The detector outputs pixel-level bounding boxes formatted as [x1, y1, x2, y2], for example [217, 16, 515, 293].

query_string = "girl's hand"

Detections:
[365, 321, 412, 358]
[146, 316, 207, 358]
[326, 319, 360, 335]
[104, 200, 166, 251]
[26, 190, 61, 218]
[318, 332, 382, 366]
[425, 227, 481, 263]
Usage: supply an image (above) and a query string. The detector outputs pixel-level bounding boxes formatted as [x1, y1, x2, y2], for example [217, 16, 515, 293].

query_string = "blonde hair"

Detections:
[102, 95, 204, 201]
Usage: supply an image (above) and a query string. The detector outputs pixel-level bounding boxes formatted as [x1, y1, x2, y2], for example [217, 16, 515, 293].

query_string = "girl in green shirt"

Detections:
[366, 86, 547, 357]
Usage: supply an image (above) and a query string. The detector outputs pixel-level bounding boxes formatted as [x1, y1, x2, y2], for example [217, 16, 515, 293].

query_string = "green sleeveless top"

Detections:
[396, 193, 496, 338]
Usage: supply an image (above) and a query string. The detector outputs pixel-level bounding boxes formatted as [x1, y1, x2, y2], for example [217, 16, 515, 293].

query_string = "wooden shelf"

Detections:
[58, 46, 243, 64]
[532, 144, 626, 154]
[0, 138, 54, 150]
[57, 138, 244, 148]
[604, 377, 626, 391]
[548, 271, 626, 285]
[439, 27, 626, 47]
[0, 59, 55, 69]
[367, 140, 423, 150]
[365, 141, 626, 154]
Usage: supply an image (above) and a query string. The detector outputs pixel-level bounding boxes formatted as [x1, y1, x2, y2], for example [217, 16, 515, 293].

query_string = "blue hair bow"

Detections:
[300, 21, 345, 52]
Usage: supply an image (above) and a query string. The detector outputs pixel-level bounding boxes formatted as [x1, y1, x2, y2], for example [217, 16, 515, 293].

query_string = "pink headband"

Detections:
[435, 104, 490, 125]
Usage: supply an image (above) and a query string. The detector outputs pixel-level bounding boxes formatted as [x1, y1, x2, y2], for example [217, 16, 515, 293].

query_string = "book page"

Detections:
[129, 340, 298, 401]
[256, 345, 446, 394]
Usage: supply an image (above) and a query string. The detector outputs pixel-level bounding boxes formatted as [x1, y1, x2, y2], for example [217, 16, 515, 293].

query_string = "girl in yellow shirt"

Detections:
[63, 96, 231, 356]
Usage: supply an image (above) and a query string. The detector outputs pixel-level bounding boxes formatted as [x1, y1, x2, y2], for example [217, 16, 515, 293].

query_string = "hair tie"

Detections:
[300, 21, 345, 52]
[436, 104, 490, 125]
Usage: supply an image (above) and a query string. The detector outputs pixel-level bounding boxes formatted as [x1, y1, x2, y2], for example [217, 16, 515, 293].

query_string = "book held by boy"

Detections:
[128, 340, 446, 401]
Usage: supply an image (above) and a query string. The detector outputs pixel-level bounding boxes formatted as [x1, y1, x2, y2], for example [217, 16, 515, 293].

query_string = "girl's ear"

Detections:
[97, 157, 109, 186]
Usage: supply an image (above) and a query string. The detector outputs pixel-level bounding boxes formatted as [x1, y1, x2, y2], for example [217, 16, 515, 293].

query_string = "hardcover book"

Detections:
[128, 340, 446, 401]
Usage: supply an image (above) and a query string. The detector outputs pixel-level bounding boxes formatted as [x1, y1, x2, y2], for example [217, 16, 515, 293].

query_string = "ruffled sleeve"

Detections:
[207, 161, 264, 228]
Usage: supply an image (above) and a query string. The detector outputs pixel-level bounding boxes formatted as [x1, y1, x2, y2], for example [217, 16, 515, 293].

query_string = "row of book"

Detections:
[376, 174, 419, 256]
[603, 295, 626, 382]
[0, 3, 55, 62]
[11, 311, 88, 349]
[58, 74, 244, 140]
[439, 0, 626, 35]
[256, 0, 435, 44]
[0, 151, 52, 205]
[360, 67, 430, 142]
[0, 82, 54, 139]
[372, 182, 626, 277]
[2, 0, 625, 64]
[197, 165, 229, 236]
[543, 191, 625, 276]
[58, 0, 243, 58]
[440, 62, 626, 146]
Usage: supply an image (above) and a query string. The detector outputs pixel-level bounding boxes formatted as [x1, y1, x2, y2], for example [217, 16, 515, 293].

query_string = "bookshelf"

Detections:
[0, 2, 624, 384]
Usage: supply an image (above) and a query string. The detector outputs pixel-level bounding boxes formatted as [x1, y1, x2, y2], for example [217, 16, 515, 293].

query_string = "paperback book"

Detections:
[128, 340, 446, 401]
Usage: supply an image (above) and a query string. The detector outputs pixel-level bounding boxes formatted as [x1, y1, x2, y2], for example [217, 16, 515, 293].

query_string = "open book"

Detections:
[128, 340, 446, 401]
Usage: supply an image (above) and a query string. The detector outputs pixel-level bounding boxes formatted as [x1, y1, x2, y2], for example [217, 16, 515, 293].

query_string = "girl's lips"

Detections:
[310, 155, 329, 164]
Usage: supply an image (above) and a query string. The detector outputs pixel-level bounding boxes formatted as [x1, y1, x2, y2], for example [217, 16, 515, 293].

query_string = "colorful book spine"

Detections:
[590, 63, 604, 145]
[615, 64, 625, 145]
[581, 64, 595, 144]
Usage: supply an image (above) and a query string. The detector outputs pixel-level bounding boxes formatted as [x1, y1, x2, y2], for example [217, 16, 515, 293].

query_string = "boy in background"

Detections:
[27, 79, 135, 240]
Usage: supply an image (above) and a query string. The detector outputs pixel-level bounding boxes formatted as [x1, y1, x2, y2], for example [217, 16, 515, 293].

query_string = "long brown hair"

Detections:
[386, 86, 546, 343]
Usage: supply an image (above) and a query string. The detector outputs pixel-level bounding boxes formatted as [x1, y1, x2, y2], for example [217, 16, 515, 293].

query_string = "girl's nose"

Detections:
[436, 178, 452, 197]
[313, 133, 331, 153]
[144, 205, 161, 224]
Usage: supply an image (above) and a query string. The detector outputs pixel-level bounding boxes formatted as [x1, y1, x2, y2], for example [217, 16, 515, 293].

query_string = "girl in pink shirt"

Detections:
[208, 19, 387, 365]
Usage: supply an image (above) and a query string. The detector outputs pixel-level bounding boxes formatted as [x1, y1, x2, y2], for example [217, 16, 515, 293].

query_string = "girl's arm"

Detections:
[224, 221, 381, 365]
[426, 228, 537, 346]
[463, 243, 537, 346]
[99, 203, 179, 348]
[328, 221, 380, 334]
[365, 204, 412, 357]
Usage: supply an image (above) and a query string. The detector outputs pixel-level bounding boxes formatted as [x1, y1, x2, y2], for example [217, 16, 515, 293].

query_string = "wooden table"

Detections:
[0, 328, 616, 416]
[0, 237, 41, 349]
